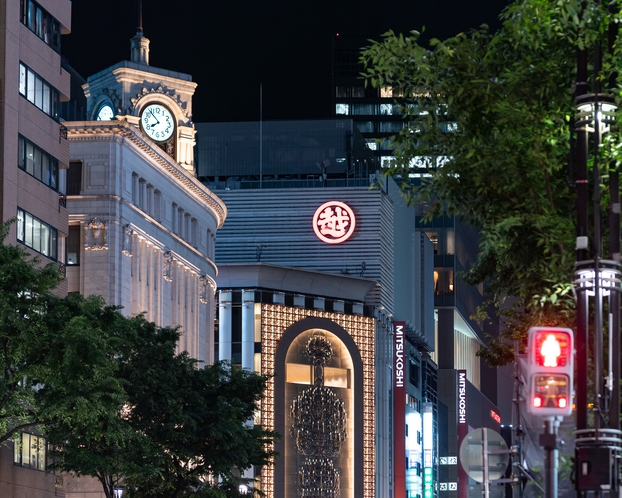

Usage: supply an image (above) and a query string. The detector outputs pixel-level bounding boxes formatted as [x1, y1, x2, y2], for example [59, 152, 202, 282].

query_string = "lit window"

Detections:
[18, 62, 59, 120]
[381, 86, 393, 98]
[16, 208, 58, 260]
[13, 432, 47, 471]
[335, 103, 350, 115]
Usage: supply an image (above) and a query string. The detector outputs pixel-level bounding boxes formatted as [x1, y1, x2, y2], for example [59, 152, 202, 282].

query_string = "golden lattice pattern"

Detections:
[260, 305, 376, 498]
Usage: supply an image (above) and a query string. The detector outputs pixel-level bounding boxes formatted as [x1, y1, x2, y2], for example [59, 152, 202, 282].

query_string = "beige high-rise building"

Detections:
[0, 0, 71, 496]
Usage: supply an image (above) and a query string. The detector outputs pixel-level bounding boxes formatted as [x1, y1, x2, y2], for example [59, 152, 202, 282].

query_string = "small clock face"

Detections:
[96, 103, 114, 121]
[141, 104, 175, 142]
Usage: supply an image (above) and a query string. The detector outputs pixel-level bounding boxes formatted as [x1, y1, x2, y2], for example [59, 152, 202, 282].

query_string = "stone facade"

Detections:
[66, 119, 226, 364]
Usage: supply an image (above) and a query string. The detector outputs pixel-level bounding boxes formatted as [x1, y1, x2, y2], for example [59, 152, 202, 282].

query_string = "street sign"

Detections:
[459, 428, 510, 482]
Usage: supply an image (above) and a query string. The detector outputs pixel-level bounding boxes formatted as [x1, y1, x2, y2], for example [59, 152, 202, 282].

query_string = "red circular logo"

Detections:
[312, 201, 356, 244]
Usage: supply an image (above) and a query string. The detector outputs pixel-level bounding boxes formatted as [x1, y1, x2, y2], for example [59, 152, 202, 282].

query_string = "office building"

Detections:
[0, 0, 72, 496]
[195, 120, 437, 497]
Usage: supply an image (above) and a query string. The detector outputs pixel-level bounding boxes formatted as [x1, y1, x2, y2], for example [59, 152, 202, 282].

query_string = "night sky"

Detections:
[62, 0, 510, 123]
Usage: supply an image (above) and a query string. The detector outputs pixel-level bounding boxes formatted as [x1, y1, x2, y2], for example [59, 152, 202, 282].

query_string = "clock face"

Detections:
[96, 103, 114, 121]
[141, 104, 175, 142]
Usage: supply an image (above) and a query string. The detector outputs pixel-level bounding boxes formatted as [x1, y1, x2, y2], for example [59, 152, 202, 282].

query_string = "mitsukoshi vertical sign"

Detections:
[457, 370, 468, 498]
[394, 322, 406, 498]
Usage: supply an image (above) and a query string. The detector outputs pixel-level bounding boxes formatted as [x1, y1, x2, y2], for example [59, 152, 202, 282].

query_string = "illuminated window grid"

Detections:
[260, 305, 376, 498]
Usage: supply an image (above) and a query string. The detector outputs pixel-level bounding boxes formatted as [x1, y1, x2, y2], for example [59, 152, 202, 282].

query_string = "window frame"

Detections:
[18, 134, 59, 191]
[13, 432, 47, 471]
[18, 62, 60, 121]
[16, 207, 58, 261]
[19, 0, 61, 53]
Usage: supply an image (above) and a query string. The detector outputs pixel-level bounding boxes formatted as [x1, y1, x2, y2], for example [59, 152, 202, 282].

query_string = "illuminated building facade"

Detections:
[331, 36, 513, 498]
[63, 26, 226, 368]
[216, 265, 377, 497]
[0, 0, 71, 496]
[60, 24, 226, 498]
[197, 127, 437, 498]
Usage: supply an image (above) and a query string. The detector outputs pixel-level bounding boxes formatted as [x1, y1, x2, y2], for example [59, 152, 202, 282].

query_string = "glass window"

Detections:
[32, 218, 42, 253]
[352, 104, 377, 115]
[34, 77, 43, 109]
[18, 135, 58, 190]
[380, 121, 404, 133]
[352, 86, 365, 98]
[26, 69, 35, 102]
[425, 231, 439, 254]
[35, 6, 42, 37]
[42, 82, 50, 114]
[16, 210, 24, 242]
[335, 86, 349, 98]
[27, 0, 35, 31]
[433, 268, 454, 295]
[18, 135, 25, 169]
[20, 0, 61, 53]
[33, 147, 42, 180]
[335, 103, 349, 115]
[16, 208, 58, 261]
[446, 229, 455, 255]
[381, 86, 393, 98]
[19, 64, 26, 95]
[25, 140, 34, 175]
[67, 225, 80, 265]
[14, 432, 47, 471]
[356, 121, 374, 133]
[66, 161, 82, 195]
[19, 62, 60, 120]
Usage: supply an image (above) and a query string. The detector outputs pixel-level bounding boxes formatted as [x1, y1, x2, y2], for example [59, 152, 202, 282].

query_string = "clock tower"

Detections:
[82, 12, 197, 173]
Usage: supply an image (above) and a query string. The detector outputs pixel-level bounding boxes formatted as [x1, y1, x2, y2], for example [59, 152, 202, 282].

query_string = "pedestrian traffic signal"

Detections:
[526, 327, 574, 417]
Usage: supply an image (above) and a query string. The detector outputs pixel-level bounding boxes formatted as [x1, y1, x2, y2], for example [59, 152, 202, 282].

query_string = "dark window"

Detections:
[231, 305, 242, 343]
[18, 135, 58, 190]
[66, 226, 80, 265]
[20, 0, 61, 52]
[66, 161, 82, 195]
[409, 360, 420, 388]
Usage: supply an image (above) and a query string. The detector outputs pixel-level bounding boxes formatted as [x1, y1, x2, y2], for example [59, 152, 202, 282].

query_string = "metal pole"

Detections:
[575, 42, 589, 432]
[482, 428, 490, 498]
[542, 418, 559, 498]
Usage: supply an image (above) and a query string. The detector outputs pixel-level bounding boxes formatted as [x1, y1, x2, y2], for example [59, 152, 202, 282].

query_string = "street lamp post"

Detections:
[573, 16, 622, 492]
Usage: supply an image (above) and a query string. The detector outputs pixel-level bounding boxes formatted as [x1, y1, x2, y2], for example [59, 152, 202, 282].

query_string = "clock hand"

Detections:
[148, 109, 160, 125]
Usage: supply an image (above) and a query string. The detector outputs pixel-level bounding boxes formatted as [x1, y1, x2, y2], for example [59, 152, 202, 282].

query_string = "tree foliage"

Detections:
[360, 0, 622, 365]
[0, 220, 113, 444]
[0, 220, 276, 497]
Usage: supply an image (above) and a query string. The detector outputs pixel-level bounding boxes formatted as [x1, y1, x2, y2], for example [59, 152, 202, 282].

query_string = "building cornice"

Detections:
[65, 120, 227, 228]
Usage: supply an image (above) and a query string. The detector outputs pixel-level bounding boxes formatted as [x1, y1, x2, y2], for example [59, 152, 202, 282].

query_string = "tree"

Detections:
[52, 312, 277, 498]
[0, 220, 275, 497]
[359, 0, 619, 364]
[0, 222, 123, 447]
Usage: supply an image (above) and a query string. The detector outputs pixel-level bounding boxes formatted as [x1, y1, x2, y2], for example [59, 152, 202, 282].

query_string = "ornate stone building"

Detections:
[64, 28, 226, 365]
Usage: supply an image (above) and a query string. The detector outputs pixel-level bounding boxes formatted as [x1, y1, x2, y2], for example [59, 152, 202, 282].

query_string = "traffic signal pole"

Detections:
[541, 417, 561, 498]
